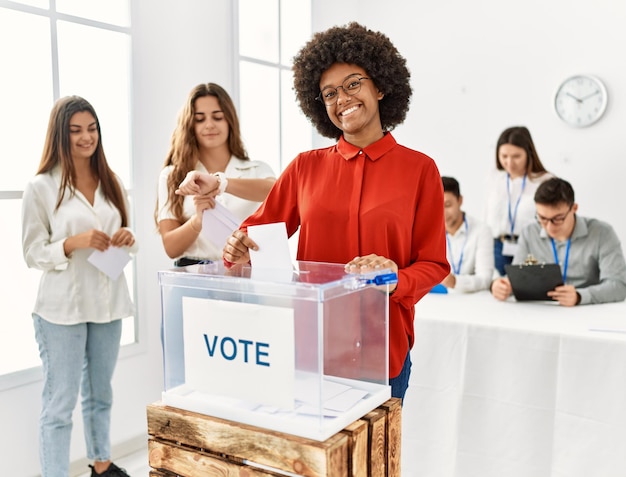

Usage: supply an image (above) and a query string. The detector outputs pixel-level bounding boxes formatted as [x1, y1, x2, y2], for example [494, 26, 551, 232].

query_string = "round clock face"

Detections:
[554, 75, 608, 127]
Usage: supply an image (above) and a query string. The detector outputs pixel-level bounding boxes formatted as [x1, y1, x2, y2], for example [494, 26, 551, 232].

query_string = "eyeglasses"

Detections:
[535, 206, 573, 225]
[315, 75, 370, 105]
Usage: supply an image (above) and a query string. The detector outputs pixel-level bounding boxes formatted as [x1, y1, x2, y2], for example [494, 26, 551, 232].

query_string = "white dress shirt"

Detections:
[22, 167, 138, 325]
[447, 214, 495, 292]
[156, 157, 275, 261]
[484, 169, 553, 238]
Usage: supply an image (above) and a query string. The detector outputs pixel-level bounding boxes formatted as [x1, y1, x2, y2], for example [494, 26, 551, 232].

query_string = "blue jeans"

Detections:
[494, 238, 513, 276]
[389, 350, 412, 403]
[33, 315, 122, 477]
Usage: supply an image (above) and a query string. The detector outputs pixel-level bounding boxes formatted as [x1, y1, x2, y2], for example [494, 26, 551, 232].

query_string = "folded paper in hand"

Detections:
[87, 246, 131, 280]
[202, 202, 241, 250]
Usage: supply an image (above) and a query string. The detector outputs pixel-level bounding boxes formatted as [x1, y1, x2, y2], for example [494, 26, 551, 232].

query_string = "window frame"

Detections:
[233, 0, 314, 175]
[0, 0, 140, 391]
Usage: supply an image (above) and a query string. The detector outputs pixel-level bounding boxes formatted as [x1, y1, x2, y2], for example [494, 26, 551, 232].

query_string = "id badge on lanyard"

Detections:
[502, 238, 518, 257]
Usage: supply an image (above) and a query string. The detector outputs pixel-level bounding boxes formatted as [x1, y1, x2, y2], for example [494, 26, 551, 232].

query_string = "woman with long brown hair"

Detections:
[22, 95, 136, 477]
[155, 83, 275, 265]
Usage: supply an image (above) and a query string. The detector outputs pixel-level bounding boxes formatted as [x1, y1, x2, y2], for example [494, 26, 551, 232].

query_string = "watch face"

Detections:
[554, 75, 608, 127]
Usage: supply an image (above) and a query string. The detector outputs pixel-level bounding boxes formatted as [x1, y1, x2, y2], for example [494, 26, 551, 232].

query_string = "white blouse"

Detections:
[156, 156, 275, 261]
[22, 167, 138, 325]
[483, 169, 553, 239]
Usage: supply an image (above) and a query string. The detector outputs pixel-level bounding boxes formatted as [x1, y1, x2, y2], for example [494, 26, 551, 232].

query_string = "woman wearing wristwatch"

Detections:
[154, 82, 275, 267]
[154, 83, 275, 388]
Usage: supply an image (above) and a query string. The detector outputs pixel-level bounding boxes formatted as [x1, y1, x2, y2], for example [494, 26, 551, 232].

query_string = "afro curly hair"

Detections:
[292, 22, 412, 140]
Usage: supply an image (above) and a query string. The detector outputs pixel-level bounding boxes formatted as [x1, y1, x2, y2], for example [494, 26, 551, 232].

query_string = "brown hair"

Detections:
[495, 126, 548, 178]
[37, 95, 128, 226]
[155, 83, 248, 224]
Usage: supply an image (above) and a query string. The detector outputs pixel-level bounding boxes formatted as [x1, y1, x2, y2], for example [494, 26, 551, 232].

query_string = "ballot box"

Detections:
[158, 260, 394, 441]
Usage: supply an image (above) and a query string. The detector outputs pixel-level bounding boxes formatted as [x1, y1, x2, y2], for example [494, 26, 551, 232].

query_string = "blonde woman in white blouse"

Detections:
[484, 126, 552, 276]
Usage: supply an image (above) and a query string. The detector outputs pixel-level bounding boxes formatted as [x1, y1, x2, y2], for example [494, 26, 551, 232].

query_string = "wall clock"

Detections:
[554, 74, 608, 127]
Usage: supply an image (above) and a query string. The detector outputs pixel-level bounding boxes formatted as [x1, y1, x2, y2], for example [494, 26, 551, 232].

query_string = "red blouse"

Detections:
[240, 133, 449, 377]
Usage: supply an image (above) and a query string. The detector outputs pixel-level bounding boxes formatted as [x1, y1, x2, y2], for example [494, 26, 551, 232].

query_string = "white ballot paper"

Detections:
[201, 202, 241, 249]
[87, 246, 131, 280]
[294, 376, 369, 416]
[248, 222, 293, 271]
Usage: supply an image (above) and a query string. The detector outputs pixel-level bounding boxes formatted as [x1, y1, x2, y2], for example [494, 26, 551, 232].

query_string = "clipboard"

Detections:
[505, 262, 564, 301]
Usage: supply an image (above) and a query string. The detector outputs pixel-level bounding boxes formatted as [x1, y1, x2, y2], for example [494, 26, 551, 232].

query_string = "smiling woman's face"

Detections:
[69, 111, 98, 161]
[319, 62, 384, 147]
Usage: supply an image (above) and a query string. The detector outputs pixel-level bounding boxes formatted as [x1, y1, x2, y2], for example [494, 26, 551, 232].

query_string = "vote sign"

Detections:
[182, 297, 295, 409]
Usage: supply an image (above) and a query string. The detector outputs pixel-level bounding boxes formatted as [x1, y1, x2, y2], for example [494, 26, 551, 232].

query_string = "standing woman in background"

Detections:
[155, 83, 275, 265]
[485, 126, 552, 276]
[22, 96, 136, 477]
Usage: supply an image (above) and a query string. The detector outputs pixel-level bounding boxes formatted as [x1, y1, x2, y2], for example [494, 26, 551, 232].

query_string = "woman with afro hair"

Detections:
[178, 22, 449, 401]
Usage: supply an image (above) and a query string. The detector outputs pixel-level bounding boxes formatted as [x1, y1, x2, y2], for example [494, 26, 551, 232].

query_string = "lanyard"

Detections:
[550, 238, 571, 282]
[507, 173, 527, 235]
[446, 216, 468, 275]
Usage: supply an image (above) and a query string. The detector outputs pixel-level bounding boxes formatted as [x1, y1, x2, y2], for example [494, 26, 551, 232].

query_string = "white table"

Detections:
[402, 291, 626, 477]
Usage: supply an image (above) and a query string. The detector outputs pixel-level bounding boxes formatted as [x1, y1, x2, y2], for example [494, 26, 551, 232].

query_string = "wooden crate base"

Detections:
[147, 398, 401, 477]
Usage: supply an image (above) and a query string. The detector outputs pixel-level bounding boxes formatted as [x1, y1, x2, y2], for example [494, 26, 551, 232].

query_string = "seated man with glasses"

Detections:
[491, 177, 626, 306]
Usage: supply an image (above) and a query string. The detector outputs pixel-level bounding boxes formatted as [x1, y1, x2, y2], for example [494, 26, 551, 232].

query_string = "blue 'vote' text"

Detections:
[203, 334, 270, 367]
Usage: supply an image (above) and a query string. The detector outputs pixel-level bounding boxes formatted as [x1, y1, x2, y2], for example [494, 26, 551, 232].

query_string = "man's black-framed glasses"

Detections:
[315, 75, 370, 105]
[536, 205, 573, 225]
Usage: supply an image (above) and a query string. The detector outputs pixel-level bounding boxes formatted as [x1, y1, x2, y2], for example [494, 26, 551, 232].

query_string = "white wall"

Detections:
[4, 0, 626, 475]
[315, 0, 626, 245]
[2, 1, 235, 475]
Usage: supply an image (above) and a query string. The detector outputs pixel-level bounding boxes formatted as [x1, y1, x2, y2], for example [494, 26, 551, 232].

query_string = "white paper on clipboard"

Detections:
[201, 202, 241, 249]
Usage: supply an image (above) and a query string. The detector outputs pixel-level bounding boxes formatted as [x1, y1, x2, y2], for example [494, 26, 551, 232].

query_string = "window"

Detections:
[237, 0, 312, 175]
[0, 0, 135, 381]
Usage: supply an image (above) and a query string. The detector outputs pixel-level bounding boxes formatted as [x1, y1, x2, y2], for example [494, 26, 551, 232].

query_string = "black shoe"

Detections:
[89, 462, 131, 477]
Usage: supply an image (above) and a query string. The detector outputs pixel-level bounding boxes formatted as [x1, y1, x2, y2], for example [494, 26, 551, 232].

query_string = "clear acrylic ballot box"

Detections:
[158, 260, 393, 441]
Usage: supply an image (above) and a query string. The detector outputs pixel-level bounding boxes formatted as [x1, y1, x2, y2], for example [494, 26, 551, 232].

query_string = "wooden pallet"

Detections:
[146, 398, 401, 477]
